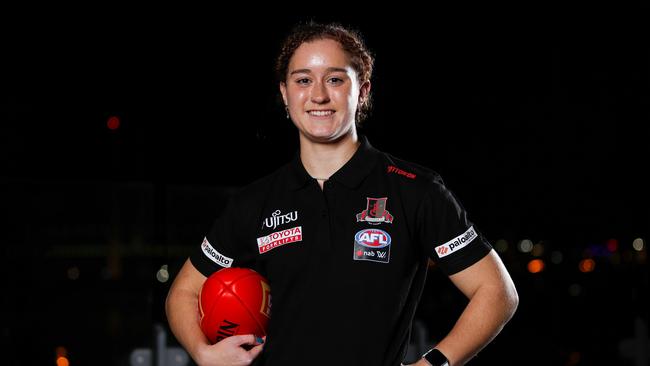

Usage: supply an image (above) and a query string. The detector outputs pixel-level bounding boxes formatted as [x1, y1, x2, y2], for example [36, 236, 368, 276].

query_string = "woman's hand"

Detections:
[194, 335, 265, 366]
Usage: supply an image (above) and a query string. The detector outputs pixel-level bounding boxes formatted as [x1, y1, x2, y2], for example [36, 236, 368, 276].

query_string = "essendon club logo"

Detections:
[356, 197, 394, 225]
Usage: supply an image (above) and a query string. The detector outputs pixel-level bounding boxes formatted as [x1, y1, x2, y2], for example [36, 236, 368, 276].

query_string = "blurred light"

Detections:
[67, 267, 80, 280]
[56, 356, 70, 366]
[527, 259, 545, 273]
[550, 250, 563, 264]
[100, 267, 112, 280]
[107, 116, 120, 130]
[586, 244, 609, 257]
[623, 250, 634, 262]
[567, 351, 581, 365]
[568, 283, 582, 296]
[518, 239, 533, 253]
[495, 239, 508, 253]
[579, 259, 596, 273]
[633, 238, 645, 251]
[606, 238, 618, 252]
[55, 346, 68, 357]
[156, 264, 169, 283]
[531, 242, 545, 257]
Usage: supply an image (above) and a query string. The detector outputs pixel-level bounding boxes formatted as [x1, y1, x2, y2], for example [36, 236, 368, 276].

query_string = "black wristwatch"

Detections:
[422, 348, 449, 366]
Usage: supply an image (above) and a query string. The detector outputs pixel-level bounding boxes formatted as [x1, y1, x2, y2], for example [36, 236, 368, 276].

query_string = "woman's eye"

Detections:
[328, 77, 343, 84]
[296, 78, 311, 85]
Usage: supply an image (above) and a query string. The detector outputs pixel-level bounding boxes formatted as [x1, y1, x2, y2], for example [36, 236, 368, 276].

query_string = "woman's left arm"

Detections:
[410, 250, 519, 366]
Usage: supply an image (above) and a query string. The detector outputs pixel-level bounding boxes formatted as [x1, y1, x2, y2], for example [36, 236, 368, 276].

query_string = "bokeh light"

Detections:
[579, 259, 596, 273]
[606, 238, 618, 252]
[107, 116, 120, 130]
[156, 265, 169, 283]
[495, 239, 508, 253]
[67, 267, 80, 280]
[518, 239, 533, 253]
[550, 250, 563, 264]
[532, 242, 545, 257]
[527, 259, 545, 273]
[632, 238, 645, 251]
[568, 283, 582, 297]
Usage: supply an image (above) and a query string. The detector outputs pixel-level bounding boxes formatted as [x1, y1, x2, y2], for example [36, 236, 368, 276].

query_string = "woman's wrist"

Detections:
[422, 348, 450, 366]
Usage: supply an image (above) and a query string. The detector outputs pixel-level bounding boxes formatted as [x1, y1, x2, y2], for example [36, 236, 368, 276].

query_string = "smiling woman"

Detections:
[165, 21, 518, 366]
[279, 38, 370, 145]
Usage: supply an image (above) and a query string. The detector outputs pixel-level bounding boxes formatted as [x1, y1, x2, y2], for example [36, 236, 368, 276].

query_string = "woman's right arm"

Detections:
[165, 259, 264, 366]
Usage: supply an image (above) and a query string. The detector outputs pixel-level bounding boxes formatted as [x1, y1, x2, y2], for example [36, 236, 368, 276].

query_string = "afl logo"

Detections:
[354, 229, 391, 249]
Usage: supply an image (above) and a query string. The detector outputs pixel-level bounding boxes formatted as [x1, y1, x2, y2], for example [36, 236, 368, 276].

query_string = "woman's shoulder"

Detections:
[379, 151, 445, 187]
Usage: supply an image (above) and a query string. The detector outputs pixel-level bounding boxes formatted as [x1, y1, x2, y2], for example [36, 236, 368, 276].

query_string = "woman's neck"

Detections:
[299, 131, 360, 182]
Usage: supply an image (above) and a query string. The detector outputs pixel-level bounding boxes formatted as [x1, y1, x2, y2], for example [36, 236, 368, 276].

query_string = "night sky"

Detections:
[1, 7, 648, 366]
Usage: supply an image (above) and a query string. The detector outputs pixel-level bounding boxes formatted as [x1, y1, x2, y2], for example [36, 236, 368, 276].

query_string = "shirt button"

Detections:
[321, 210, 328, 218]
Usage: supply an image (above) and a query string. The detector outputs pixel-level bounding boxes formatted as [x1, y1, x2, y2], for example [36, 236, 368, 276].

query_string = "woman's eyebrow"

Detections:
[289, 67, 349, 76]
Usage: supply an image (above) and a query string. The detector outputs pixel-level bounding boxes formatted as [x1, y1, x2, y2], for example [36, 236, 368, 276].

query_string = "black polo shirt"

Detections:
[190, 136, 492, 366]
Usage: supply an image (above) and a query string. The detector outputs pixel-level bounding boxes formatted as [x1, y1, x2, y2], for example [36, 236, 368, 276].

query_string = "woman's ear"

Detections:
[280, 82, 288, 106]
[359, 80, 371, 106]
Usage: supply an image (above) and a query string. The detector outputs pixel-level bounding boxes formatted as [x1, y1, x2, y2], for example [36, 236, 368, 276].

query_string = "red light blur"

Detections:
[527, 259, 545, 273]
[579, 259, 596, 273]
[606, 239, 618, 252]
[107, 116, 120, 130]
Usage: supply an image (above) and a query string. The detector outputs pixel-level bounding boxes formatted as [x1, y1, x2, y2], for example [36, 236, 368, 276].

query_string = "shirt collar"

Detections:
[287, 135, 380, 191]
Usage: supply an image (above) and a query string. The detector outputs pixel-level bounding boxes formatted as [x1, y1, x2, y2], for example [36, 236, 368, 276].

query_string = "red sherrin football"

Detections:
[198, 267, 271, 343]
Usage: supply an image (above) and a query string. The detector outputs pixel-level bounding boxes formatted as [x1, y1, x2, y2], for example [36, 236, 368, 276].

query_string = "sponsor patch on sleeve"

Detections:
[434, 226, 477, 258]
[201, 237, 233, 268]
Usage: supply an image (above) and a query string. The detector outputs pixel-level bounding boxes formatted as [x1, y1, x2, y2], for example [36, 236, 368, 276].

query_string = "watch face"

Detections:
[424, 349, 449, 366]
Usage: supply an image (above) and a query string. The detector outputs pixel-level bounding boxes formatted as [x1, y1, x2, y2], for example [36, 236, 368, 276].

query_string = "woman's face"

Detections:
[280, 38, 370, 143]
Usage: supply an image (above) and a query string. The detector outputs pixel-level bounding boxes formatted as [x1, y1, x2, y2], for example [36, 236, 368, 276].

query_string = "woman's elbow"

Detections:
[504, 281, 519, 320]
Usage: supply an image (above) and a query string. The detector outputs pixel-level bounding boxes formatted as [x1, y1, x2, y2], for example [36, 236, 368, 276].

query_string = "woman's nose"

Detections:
[310, 82, 330, 103]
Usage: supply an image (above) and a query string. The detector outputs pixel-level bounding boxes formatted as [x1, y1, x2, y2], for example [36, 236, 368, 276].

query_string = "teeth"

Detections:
[309, 110, 333, 116]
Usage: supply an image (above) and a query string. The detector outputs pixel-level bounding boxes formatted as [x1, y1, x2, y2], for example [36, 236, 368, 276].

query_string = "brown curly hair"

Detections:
[275, 21, 374, 125]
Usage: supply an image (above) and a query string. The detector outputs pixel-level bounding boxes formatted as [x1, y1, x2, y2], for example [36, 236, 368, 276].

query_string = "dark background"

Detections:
[1, 7, 648, 366]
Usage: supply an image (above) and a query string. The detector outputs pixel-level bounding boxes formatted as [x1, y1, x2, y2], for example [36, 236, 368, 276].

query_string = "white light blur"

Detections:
[67, 266, 80, 280]
[495, 239, 508, 253]
[156, 264, 169, 283]
[551, 251, 563, 264]
[568, 283, 582, 297]
[518, 239, 534, 253]
[633, 238, 645, 252]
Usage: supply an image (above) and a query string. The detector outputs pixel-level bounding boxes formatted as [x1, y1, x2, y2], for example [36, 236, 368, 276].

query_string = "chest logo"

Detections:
[257, 226, 302, 254]
[353, 228, 391, 263]
[356, 197, 393, 225]
[262, 209, 298, 230]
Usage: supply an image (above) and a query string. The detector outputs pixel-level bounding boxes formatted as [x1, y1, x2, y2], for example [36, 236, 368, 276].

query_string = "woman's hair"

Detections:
[275, 21, 374, 125]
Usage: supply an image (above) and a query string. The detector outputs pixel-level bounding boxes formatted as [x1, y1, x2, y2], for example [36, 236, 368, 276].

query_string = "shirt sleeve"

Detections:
[417, 177, 492, 275]
[189, 195, 253, 277]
